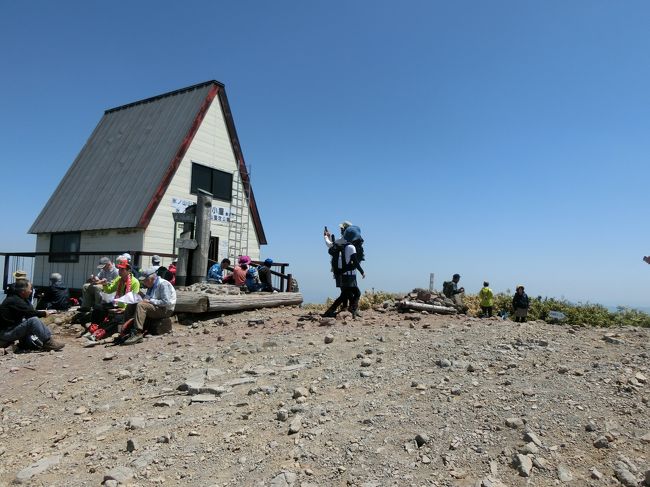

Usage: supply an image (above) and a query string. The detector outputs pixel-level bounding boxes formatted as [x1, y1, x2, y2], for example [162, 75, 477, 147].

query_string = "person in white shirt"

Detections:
[121, 267, 176, 345]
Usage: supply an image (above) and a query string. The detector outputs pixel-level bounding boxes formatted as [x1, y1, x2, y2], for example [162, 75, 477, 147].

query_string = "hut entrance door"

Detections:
[208, 237, 219, 266]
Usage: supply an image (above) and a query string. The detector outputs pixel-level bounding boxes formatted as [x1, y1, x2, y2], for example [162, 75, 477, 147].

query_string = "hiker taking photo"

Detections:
[322, 222, 366, 319]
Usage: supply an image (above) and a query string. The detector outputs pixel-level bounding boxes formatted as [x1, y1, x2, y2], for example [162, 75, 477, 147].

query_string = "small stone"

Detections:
[324, 334, 334, 344]
[188, 430, 200, 436]
[590, 468, 603, 480]
[519, 442, 538, 454]
[293, 387, 309, 399]
[585, 421, 597, 432]
[557, 464, 573, 482]
[276, 409, 289, 422]
[153, 398, 175, 407]
[288, 417, 302, 435]
[558, 366, 570, 374]
[437, 359, 452, 368]
[415, 433, 429, 447]
[514, 454, 532, 477]
[505, 417, 525, 429]
[593, 436, 610, 449]
[360, 371, 374, 378]
[360, 358, 372, 367]
[117, 370, 132, 380]
[103, 352, 116, 361]
[523, 431, 542, 446]
[103, 466, 135, 484]
[126, 438, 138, 452]
[104, 480, 119, 487]
[74, 406, 87, 415]
[127, 417, 145, 430]
[614, 467, 637, 487]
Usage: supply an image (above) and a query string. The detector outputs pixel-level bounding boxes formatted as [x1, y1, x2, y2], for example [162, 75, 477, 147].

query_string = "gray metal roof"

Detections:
[29, 82, 217, 234]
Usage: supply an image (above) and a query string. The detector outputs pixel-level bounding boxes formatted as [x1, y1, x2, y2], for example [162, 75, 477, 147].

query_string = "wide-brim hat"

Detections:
[13, 270, 28, 280]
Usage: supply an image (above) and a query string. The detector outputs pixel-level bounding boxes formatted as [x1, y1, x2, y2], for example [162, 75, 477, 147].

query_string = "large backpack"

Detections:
[442, 281, 454, 298]
[329, 225, 365, 276]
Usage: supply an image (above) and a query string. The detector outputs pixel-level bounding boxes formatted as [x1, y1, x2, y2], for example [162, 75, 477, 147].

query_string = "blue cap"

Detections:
[264, 258, 274, 266]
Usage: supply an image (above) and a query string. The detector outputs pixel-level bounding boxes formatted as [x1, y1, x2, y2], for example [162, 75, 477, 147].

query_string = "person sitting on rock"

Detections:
[81, 257, 119, 311]
[222, 256, 250, 287]
[207, 258, 230, 283]
[121, 267, 176, 345]
[0, 280, 65, 351]
[257, 258, 278, 292]
[90, 259, 140, 327]
[6, 270, 30, 297]
[36, 273, 70, 311]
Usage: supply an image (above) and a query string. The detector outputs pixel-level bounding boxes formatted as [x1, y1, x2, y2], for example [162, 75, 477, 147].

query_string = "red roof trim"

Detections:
[137, 84, 219, 228]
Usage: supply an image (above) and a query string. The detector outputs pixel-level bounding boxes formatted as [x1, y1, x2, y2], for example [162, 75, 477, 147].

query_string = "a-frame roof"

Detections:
[29, 80, 267, 245]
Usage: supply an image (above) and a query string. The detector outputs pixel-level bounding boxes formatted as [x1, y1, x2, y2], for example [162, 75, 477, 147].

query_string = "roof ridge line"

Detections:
[105, 80, 224, 114]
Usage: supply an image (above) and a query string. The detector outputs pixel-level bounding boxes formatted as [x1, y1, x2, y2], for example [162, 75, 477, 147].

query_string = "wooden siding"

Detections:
[143, 94, 261, 261]
[32, 230, 144, 288]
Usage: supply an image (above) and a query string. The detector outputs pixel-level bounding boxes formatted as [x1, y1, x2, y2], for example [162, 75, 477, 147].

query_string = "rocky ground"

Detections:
[1, 303, 649, 487]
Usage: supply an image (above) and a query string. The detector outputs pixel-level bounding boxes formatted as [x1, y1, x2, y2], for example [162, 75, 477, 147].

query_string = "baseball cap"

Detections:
[97, 256, 111, 268]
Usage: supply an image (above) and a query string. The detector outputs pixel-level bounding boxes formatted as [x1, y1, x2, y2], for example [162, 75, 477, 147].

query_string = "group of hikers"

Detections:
[445, 275, 531, 322]
[0, 251, 282, 352]
[207, 256, 278, 292]
[319, 220, 533, 323]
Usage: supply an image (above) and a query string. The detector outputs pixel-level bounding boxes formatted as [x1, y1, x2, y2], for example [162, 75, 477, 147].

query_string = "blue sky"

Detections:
[1, 1, 649, 306]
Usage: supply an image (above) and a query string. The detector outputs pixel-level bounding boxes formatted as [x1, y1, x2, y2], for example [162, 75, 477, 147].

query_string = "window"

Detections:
[49, 232, 80, 263]
[190, 163, 233, 201]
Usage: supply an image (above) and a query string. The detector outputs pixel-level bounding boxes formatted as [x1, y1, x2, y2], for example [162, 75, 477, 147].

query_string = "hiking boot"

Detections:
[42, 338, 65, 351]
[122, 332, 143, 346]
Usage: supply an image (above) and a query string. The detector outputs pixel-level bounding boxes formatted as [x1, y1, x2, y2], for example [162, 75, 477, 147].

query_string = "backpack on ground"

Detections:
[442, 281, 454, 298]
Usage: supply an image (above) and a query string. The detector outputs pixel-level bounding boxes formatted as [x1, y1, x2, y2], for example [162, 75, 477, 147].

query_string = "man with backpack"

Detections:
[322, 223, 365, 318]
[442, 274, 467, 312]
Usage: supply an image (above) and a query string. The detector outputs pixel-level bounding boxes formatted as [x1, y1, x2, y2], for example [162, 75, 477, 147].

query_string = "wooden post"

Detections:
[189, 189, 212, 285]
[175, 206, 196, 287]
[287, 273, 293, 292]
[2, 254, 9, 291]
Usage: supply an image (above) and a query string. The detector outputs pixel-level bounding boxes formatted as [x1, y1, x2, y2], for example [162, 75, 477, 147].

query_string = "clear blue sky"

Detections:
[1, 1, 649, 306]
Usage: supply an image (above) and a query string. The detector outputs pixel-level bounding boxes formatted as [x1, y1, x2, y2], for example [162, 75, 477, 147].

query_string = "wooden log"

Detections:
[399, 300, 457, 315]
[175, 291, 209, 313]
[173, 291, 303, 313]
[207, 292, 303, 312]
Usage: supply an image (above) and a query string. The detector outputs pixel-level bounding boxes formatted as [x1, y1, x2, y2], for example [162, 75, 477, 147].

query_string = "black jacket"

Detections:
[37, 281, 70, 311]
[0, 294, 45, 330]
[512, 292, 530, 310]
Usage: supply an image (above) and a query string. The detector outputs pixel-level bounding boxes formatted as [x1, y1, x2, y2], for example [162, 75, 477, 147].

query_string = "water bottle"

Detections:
[29, 334, 43, 348]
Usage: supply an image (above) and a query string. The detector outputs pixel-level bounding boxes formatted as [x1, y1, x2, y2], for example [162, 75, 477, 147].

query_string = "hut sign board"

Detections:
[172, 197, 231, 223]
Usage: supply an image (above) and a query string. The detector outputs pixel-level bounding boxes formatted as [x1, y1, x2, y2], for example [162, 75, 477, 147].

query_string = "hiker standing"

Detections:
[323, 225, 365, 318]
[323, 222, 353, 314]
[478, 281, 494, 318]
[512, 285, 530, 322]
